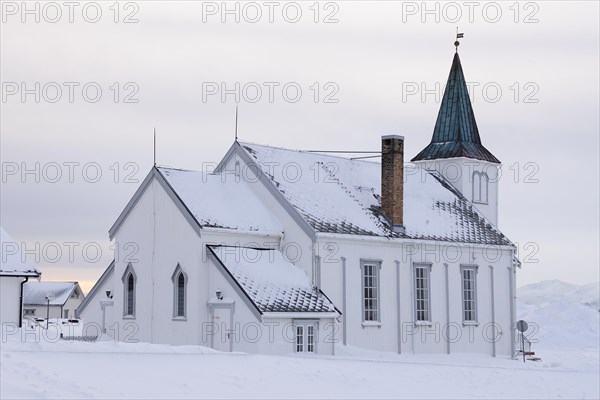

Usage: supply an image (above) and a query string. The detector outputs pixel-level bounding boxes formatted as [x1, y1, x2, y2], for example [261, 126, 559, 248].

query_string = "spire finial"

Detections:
[153, 127, 156, 166]
[455, 28, 464, 52]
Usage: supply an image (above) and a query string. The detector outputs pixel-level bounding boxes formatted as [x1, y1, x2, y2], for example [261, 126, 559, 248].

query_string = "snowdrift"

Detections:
[517, 280, 599, 350]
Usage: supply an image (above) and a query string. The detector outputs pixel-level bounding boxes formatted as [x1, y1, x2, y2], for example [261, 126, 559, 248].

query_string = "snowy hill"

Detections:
[517, 280, 600, 350]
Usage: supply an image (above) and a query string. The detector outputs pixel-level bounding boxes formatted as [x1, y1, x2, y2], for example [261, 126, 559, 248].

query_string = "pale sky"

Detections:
[1, 1, 599, 292]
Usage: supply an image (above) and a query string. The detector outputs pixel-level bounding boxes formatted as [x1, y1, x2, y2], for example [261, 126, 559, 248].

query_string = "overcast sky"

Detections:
[1, 1, 598, 292]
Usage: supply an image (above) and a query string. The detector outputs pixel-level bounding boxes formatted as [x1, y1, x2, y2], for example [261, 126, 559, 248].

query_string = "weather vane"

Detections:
[455, 28, 464, 52]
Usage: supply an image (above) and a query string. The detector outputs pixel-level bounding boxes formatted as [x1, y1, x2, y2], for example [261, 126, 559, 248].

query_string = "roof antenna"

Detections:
[153, 127, 157, 166]
[234, 105, 239, 142]
[455, 28, 464, 52]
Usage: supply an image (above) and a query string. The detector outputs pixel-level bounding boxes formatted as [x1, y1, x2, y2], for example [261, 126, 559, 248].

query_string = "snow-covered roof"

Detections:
[158, 167, 283, 235]
[239, 142, 511, 245]
[24, 282, 81, 306]
[208, 245, 338, 314]
[0, 227, 41, 277]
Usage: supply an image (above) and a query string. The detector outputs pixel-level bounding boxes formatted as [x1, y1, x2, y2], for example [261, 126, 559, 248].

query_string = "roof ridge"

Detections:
[239, 141, 381, 164]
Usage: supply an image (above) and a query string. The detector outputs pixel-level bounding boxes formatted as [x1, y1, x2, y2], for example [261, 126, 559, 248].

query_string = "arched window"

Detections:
[172, 264, 187, 319]
[472, 171, 489, 204]
[121, 264, 136, 318]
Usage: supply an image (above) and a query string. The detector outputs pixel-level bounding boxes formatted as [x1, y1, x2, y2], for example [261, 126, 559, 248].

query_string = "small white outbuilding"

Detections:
[0, 227, 41, 327]
[23, 281, 84, 320]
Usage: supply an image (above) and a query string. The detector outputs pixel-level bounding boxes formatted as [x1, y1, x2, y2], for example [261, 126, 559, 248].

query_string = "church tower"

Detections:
[412, 48, 501, 226]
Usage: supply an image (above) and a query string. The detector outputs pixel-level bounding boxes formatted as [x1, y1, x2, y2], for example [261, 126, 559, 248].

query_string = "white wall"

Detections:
[78, 270, 114, 338]
[415, 158, 500, 226]
[61, 296, 83, 319]
[1, 276, 25, 325]
[319, 236, 514, 356]
[22, 305, 63, 319]
[110, 176, 204, 345]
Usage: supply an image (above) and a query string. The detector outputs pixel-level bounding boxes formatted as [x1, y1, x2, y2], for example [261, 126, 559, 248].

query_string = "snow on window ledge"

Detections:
[462, 321, 479, 326]
[172, 317, 187, 322]
[414, 321, 433, 326]
[361, 321, 382, 328]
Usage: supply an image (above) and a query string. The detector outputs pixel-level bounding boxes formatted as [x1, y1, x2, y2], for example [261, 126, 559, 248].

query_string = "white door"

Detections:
[212, 308, 232, 352]
[294, 320, 318, 353]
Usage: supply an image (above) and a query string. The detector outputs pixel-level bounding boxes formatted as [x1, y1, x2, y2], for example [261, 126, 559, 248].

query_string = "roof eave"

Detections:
[261, 312, 339, 319]
[0, 271, 41, 278]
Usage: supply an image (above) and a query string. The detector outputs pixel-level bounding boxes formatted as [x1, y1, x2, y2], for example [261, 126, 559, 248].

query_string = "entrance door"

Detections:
[212, 307, 232, 352]
[294, 320, 318, 353]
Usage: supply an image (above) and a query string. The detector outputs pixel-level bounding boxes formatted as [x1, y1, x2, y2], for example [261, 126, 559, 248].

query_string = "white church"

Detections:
[78, 50, 520, 357]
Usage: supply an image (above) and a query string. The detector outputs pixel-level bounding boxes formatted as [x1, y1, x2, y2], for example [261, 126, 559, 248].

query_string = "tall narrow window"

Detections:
[414, 263, 431, 322]
[176, 273, 185, 317]
[361, 261, 381, 322]
[171, 264, 187, 319]
[472, 171, 489, 204]
[296, 325, 304, 352]
[122, 264, 136, 318]
[307, 326, 315, 353]
[126, 272, 135, 316]
[461, 266, 478, 323]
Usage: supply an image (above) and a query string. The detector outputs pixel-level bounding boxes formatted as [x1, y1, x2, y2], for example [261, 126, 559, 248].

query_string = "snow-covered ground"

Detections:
[2, 280, 598, 399]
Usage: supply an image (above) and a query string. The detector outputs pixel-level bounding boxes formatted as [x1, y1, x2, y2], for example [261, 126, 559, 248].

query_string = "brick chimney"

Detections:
[381, 135, 404, 231]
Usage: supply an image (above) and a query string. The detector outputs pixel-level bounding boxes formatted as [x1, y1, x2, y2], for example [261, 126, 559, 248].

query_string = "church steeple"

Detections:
[412, 52, 500, 164]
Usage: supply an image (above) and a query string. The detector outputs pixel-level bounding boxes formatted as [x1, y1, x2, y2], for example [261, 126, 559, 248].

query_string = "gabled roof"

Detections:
[109, 167, 284, 239]
[24, 281, 82, 306]
[158, 167, 283, 235]
[239, 142, 511, 245]
[0, 227, 40, 277]
[412, 53, 500, 163]
[207, 245, 338, 316]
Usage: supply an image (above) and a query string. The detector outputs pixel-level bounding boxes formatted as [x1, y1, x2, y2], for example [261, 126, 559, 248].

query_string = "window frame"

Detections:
[23, 309, 35, 316]
[360, 259, 382, 325]
[171, 264, 187, 320]
[413, 262, 432, 324]
[121, 263, 137, 319]
[460, 265, 479, 324]
[472, 171, 489, 204]
[293, 320, 318, 353]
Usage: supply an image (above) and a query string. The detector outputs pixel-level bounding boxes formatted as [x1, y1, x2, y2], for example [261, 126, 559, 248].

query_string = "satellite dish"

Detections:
[516, 320, 528, 333]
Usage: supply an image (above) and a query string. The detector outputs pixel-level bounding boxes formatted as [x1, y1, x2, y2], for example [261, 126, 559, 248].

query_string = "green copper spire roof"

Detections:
[412, 52, 500, 163]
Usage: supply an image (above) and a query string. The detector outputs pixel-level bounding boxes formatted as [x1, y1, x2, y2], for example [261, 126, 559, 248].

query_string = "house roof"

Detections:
[207, 245, 338, 314]
[412, 52, 500, 164]
[157, 167, 284, 235]
[24, 281, 81, 306]
[239, 142, 511, 245]
[0, 227, 41, 277]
